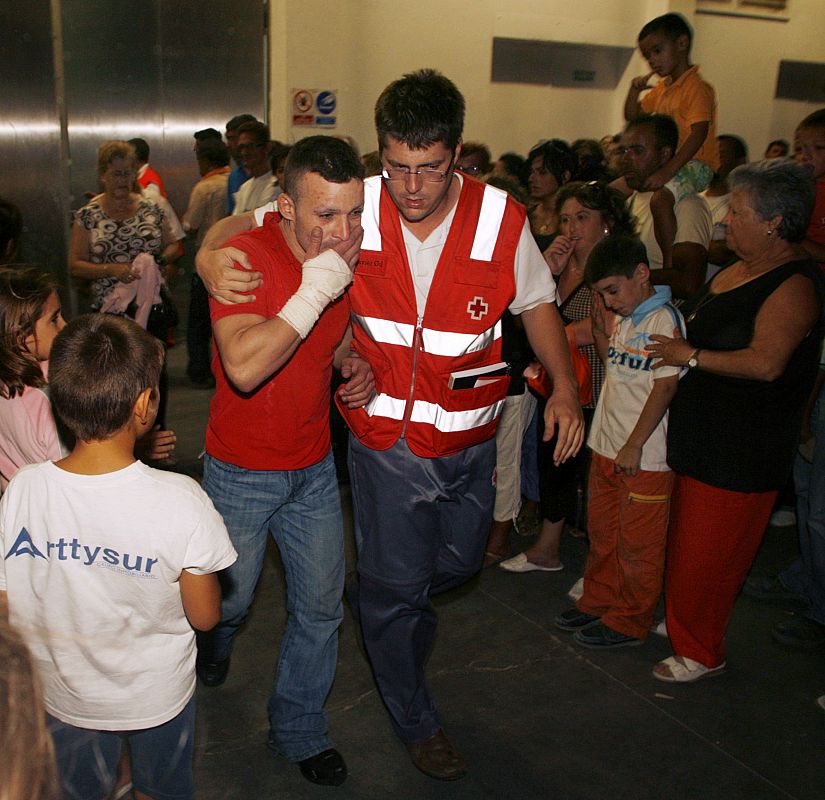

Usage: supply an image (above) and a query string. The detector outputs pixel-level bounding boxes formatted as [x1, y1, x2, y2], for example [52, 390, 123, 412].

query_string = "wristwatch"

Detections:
[687, 348, 701, 368]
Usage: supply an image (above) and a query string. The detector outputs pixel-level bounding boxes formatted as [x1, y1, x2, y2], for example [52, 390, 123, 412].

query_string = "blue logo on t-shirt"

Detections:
[4, 528, 47, 560]
[4, 528, 158, 576]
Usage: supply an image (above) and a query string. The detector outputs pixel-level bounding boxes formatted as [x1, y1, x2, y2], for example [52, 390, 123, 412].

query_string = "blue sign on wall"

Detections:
[316, 91, 337, 115]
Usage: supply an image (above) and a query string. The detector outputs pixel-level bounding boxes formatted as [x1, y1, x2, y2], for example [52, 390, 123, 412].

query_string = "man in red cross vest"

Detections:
[195, 69, 583, 782]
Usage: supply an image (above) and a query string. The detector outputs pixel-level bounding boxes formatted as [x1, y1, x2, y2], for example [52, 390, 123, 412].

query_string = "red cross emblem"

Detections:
[467, 295, 488, 321]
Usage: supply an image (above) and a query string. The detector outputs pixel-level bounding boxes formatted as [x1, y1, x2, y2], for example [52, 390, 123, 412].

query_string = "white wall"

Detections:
[269, 0, 825, 160]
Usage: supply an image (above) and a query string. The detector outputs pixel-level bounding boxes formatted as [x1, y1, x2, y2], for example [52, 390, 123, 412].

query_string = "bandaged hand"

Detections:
[278, 246, 353, 339]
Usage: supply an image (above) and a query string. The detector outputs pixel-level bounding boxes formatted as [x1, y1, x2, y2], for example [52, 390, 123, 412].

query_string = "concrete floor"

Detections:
[163, 276, 825, 800]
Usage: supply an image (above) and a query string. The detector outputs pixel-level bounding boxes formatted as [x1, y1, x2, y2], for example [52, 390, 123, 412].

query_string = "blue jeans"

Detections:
[48, 696, 195, 800]
[781, 389, 825, 625]
[202, 452, 345, 762]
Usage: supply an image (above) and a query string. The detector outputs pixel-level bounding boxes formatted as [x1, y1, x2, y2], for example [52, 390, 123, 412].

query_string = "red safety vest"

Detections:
[338, 175, 524, 457]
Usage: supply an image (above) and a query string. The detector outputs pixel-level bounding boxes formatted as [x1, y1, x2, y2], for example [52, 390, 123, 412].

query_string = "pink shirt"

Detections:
[0, 384, 63, 491]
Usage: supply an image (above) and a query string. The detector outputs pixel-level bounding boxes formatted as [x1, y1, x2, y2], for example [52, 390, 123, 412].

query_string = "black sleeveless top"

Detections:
[667, 259, 824, 492]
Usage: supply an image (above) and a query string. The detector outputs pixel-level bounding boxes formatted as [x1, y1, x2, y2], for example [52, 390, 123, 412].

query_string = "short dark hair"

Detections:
[527, 139, 575, 186]
[282, 136, 364, 198]
[458, 142, 492, 171]
[555, 181, 636, 237]
[497, 152, 526, 181]
[625, 114, 679, 154]
[585, 235, 649, 286]
[375, 69, 465, 152]
[765, 139, 789, 156]
[194, 127, 222, 142]
[237, 120, 270, 145]
[797, 108, 825, 134]
[639, 12, 692, 48]
[270, 142, 291, 173]
[49, 314, 164, 443]
[718, 134, 748, 161]
[0, 266, 56, 398]
[196, 138, 230, 169]
[225, 113, 257, 132]
[127, 137, 150, 163]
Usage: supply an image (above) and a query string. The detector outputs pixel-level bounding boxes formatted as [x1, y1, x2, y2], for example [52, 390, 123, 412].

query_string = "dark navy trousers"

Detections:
[347, 434, 496, 743]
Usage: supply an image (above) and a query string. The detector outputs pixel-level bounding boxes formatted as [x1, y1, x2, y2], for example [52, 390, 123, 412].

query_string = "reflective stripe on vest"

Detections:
[355, 314, 501, 358]
[360, 176, 508, 258]
[421, 320, 501, 357]
[364, 392, 406, 420]
[363, 393, 505, 433]
[410, 398, 506, 432]
[352, 314, 415, 348]
[469, 186, 507, 261]
[362, 177, 383, 251]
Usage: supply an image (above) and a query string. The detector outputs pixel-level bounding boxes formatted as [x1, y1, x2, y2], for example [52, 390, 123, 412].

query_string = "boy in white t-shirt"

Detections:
[0, 314, 236, 800]
[555, 235, 684, 648]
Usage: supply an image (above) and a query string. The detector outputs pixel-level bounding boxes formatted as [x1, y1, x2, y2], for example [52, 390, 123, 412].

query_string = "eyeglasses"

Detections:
[382, 162, 453, 183]
[237, 142, 267, 152]
[456, 164, 484, 176]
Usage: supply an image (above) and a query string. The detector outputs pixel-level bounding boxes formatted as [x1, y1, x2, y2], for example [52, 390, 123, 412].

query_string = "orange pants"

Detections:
[665, 474, 777, 668]
[578, 451, 674, 640]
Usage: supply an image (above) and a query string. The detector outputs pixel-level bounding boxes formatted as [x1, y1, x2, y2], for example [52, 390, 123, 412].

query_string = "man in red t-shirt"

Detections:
[197, 136, 372, 788]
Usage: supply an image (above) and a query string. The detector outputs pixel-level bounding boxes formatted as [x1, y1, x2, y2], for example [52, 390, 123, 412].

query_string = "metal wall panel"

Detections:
[159, 1, 268, 211]
[62, 0, 266, 214]
[0, 3, 70, 284]
[0, 1, 265, 308]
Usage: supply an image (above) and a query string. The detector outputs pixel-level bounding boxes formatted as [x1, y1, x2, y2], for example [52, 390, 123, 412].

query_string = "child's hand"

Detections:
[139, 425, 177, 461]
[644, 167, 672, 192]
[591, 290, 608, 337]
[614, 444, 642, 476]
[630, 72, 655, 93]
[543, 236, 575, 276]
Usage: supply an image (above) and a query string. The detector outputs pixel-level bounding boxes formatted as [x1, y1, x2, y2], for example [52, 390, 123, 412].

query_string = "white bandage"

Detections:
[277, 249, 353, 339]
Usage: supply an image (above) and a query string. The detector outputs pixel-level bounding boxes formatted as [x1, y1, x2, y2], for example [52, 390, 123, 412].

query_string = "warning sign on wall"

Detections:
[291, 89, 337, 128]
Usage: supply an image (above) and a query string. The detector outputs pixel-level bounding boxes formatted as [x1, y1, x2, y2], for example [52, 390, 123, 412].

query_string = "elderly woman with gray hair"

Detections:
[646, 159, 824, 682]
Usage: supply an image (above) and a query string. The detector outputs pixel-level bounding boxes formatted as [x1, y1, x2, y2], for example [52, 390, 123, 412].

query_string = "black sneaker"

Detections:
[196, 657, 230, 687]
[298, 748, 348, 786]
[573, 623, 642, 649]
[554, 607, 600, 631]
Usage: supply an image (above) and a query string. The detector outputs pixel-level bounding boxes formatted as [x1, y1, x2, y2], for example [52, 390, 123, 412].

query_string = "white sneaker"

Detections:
[770, 509, 796, 527]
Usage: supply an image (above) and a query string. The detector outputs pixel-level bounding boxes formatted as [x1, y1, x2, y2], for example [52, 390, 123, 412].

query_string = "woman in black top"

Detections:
[647, 159, 823, 682]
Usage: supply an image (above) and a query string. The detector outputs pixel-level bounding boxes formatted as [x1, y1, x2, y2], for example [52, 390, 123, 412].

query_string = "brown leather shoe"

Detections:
[406, 729, 468, 781]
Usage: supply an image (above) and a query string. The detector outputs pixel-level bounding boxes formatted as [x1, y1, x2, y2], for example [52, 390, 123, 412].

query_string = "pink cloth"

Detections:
[99, 252, 163, 329]
[0, 383, 63, 491]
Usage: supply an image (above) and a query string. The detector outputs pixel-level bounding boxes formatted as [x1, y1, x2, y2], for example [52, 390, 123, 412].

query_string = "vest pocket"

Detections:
[453, 257, 500, 288]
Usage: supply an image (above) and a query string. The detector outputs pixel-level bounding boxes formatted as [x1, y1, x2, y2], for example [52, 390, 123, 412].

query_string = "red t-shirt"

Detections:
[206, 212, 350, 470]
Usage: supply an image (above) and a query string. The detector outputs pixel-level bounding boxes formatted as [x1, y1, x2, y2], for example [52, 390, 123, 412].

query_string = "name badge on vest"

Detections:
[357, 252, 387, 277]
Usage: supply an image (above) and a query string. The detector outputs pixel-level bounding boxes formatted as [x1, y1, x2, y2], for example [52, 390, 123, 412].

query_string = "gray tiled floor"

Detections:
[163, 277, 825, 800]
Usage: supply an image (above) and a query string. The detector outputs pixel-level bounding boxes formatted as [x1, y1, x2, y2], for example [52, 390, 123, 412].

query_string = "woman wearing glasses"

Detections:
[69, 140, 178, 314]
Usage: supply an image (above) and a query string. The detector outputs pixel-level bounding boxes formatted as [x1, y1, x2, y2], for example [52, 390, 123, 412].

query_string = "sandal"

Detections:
[653, 655, 726, 683]
[483, 549, 508, 568]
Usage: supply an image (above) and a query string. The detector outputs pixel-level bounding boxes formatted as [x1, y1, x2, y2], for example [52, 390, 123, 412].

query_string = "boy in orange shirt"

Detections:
[620, 12, 718, 272]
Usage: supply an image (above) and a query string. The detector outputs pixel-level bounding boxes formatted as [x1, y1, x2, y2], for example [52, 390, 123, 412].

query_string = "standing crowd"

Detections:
[1, 10, 824, 799]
